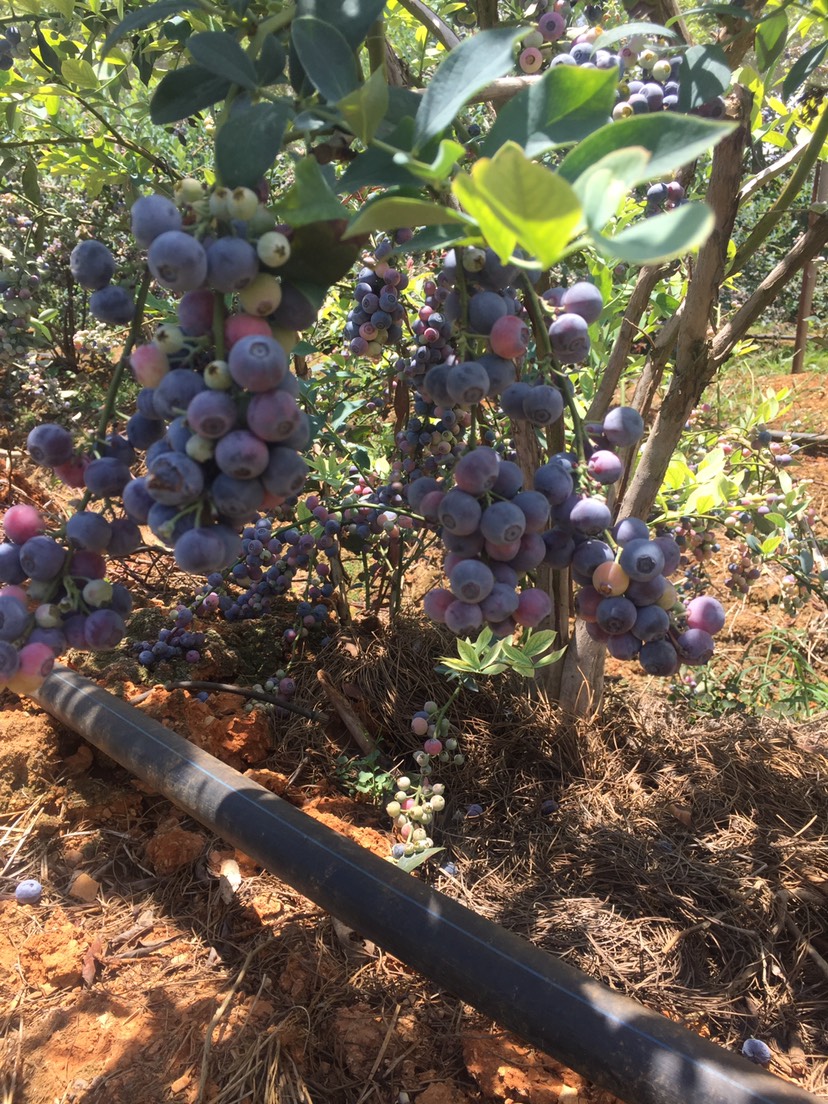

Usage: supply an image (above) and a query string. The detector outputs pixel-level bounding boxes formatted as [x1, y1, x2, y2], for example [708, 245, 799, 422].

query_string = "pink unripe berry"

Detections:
[519, 47, 543, 74]
[423, 738, 443, 756]
[224, 313, 272, 348]
[489, 314, 531, 359]
[130, 342, 169, 387]
[2, 504, 45, 545]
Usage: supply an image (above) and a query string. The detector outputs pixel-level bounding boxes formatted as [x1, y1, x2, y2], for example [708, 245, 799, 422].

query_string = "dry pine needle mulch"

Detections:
[317, 618, 828, 1095]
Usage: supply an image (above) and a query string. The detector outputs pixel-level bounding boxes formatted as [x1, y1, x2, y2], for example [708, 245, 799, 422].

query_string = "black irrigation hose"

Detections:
[35, 666, 820, 1104]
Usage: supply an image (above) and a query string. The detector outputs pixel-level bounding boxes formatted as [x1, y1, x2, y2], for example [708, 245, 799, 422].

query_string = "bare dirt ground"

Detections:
[1, 370, 827, 1104]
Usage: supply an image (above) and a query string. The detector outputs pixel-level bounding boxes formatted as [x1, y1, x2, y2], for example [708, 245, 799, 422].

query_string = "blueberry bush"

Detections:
[1, 0, 827, 806]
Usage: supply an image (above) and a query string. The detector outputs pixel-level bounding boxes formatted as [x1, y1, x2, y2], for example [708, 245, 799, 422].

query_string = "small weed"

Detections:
[334, 749, 396, 804]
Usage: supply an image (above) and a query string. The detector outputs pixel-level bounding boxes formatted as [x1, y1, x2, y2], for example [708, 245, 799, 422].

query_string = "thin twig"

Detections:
[128, 680, 328, 722]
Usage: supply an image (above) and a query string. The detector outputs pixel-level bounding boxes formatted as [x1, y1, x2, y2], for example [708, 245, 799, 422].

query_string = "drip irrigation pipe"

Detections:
[34, 667, 820, 1104]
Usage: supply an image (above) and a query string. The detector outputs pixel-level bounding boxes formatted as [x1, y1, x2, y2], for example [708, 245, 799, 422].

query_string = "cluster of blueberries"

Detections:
[73, 187, 316, 577]
[0, 500, 134, 693]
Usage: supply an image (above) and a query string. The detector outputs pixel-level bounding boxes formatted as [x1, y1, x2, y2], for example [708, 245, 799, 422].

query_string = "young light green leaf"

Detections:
[755, 9, 788, 75]
[573, 146, 651, 230]
[395, 846, 444, 873]
[559, 113, 734, 185]
[215, 100, 292, 189]
[392, 139, 467, 185]
[413, 26, 524, 151]
[521, 629, 558, 656]
[591, 200, 714, 263]
[453, 141, 582, 268]
[188, 31, 259, 90]
[61, 57, 98, 89]
[482, 65, 617, 159]
[345, 197, 471, 239]
[592, 21, 677, 49]
[274, 156, 347, 225]
[338, 66, 388, 143]
[456, 638, 480, 667]
[292, 16, 359, 102]
[677, 44, 731, 112]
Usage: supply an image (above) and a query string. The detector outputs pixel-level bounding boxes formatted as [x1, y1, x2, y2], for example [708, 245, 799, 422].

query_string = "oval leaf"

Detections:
[782, 40, 827, 101]
[453, 142, 582, 269]
[677, 44, 731, 112]
[413, 26, 524, 151]
[61, 57, 98, 89]
[591, 201, 714, 263]
[188, 30, 258, 90]
[215, 101, 292, 188]
[574, 146, 652, 230]
[292, 16, 359, 102]
[345, 196, 470, 239]
[296, 0, 389, 49]
[150, 64, 231, 124]
[592, 21, 677, 49]
[482, 65, 617, 158]
[755, 9, 788, 75]
[559, 113, 735, 186]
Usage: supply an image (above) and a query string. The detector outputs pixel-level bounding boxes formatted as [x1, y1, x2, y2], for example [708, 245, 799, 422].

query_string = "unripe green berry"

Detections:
[257, 231, 291, 268]
[209, 187, 231, 218]
[227, 186, 259, 220]
[83, 578, 113, 607]
[204, 359, 233, 389]
[174, 177, 204, 205]
[186, 435, 215, 462]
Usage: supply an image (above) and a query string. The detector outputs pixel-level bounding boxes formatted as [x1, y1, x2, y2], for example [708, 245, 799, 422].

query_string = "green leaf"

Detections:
[482, 66, 617, 159]
[187, 31, 259, 90]
[392, 139, 467, 185]
[61, 57, 98, 89]
[678, 44, 732, 112]
[755, 9, 788, 75]
[522, 629, 558, 656]
[592, 21, 677, 49]
[33, 27, 61, 75]
[339, 118, 419, 191]
[404, 225, 480, 253]
[345, 196, 470, 238]
[573, 146, 652, 230]
[559, 113, 735, 186]
[21, 158, 41, 205]
[150, 65, 232, 124]
[395, 846, 444, 873]
[257, 34, 287, 86]
[275, 156, 347, 225]
[413, 26, 523, 151]
[782, 41, 828, 102]
[102, 0, 200, 56]
[453, 141, 582, 268]
[292, 16, 359, 102]
[338, 66, 388, 143]
[456, 638, 479, 667]
[215, 101, 291, 188]
[591, 201, 714, 263]
[297, 0, 389, 49]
